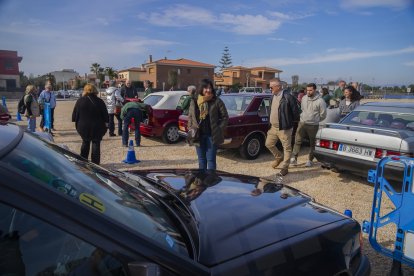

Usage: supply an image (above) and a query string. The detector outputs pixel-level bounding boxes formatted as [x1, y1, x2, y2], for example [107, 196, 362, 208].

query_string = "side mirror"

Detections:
[128, 262, 164, 276]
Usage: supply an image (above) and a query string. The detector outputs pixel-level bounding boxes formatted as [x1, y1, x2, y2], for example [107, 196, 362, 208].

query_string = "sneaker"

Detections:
[122, 144, 128, 147]
[109, 133, 116, 137]
[290, 157, 298, 166]
[305, 160, 313, 167]
[278, 168, 289, 176]
[271, 158, 282, 169]
[52, 128, 56, 131]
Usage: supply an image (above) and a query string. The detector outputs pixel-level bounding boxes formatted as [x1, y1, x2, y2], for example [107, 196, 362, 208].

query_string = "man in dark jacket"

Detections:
[120, 101, 148, 147]
[265, 79, 300, 176]
[121, 80, 138, 99]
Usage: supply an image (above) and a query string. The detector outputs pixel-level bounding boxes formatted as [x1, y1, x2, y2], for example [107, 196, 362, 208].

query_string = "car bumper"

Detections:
[314, 148, 405, 181]
[140, 123, 163, 137]
[355, 255, 371, 276]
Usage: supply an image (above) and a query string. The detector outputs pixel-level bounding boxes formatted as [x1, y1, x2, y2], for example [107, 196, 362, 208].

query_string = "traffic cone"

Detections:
[123, 140, 140, 164]
[16, 111, 22, 121]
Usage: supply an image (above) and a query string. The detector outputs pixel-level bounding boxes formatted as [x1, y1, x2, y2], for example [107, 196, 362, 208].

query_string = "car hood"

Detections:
[129, 169, 347, 267]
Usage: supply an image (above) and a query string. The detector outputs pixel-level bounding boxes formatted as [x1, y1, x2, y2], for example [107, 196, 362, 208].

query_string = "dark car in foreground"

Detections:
[315, 102, 414, 179]
[0, 123, 370, 275]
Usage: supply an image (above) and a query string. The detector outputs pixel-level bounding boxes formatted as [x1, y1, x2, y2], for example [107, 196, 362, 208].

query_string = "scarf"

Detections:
[197, 94, 213, 120]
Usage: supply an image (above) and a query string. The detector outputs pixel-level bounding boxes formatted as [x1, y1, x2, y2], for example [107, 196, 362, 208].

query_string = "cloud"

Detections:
[248, 46, 414, 66]
[269, 11, 313, 20]
[340, 0, 412, 9]
[268, 37, 309, 44]
[141, 4, 298, 35]
[219, 14, 281, 35]
[404, 60, 414, 66]
[140, 4, 215, 27]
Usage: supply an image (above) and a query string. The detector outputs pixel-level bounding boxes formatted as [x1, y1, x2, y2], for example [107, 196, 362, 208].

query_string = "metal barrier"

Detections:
[363, 156, 414, 274]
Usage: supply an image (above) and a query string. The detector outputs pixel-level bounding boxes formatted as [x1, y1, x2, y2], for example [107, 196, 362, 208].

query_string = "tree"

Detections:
[104, 67, 118, 79]
[90, 63, 102, 86]
[19, 71, 29, 88]
[219, 46, 232, 72]
[167, 70, 178, 90]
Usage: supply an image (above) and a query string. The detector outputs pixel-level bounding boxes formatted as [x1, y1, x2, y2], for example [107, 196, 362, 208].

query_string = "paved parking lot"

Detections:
[6, 97, 414, 275]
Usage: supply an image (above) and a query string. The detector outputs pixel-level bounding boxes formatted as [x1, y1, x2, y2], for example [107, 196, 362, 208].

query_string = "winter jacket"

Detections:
[300, 93, 327, 125]
[24, 93, 40, 117]
[106, 87, 124, 114]
[120, 101, 148, 120]
[270, 90, 300, 130]
[188, 97, 229, 146]
[72, 95, 109, 141]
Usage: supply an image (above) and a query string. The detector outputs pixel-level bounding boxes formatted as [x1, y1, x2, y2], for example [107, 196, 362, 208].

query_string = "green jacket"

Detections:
[333, 87, 344, 100]
[120, 101, 148, 120]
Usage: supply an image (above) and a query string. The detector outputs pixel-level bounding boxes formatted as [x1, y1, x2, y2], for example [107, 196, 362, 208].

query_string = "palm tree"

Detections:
[104, 67, 118, 79]
[90, 63, 102, 80]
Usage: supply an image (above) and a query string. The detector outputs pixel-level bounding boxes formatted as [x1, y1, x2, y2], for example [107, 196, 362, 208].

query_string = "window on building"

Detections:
[258, 72, 263, 78]
[187, 69, 191, 74]
[232, 72, 237, 78]
[177, 69, 181, 75]
[5, 60, 14, 70]
[149, 68, 154, 74]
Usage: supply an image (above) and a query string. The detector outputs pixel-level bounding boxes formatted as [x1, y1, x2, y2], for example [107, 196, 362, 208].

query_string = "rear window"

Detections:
[342, 111, 414, 131]
[221, 95, 253, 115]
[143, 95, 163, 107]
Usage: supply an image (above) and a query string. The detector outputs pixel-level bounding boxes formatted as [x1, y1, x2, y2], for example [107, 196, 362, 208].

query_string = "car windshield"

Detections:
[0, 133, 189, 256]
[221, 95, 253, 115]
[144, 95, 163, 106]
[341, 110, 414, 131]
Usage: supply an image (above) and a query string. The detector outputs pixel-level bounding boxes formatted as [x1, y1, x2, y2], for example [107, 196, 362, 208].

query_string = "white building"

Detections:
[50, 69, 79, 89]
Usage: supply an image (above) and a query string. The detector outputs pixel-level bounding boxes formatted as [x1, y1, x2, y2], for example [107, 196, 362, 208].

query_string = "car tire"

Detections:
[162, 124, 180, 144]
[239, 134, 264, 160]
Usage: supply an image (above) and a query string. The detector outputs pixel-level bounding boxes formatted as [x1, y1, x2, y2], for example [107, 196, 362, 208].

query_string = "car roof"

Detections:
[145, 90, 188, 109]
[357, 102, 414, 114]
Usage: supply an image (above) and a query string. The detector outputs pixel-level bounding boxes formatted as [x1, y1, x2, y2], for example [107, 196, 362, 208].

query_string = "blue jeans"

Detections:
[27, 117, 36, 132]
[195, 134, 217, 171]
[122, 108, 142, 146]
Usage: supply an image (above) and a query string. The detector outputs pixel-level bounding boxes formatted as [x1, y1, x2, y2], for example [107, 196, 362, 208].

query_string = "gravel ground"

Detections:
[6, 97, 414, 276]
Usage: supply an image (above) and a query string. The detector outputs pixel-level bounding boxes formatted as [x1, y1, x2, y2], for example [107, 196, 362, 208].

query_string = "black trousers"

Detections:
[108, 113, 122, 135]
[40, 107, 55, 129]
[80, 139, 101, 165]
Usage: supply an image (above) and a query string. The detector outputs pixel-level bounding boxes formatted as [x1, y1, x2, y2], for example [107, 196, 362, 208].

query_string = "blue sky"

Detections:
[1, 0, 413, 86]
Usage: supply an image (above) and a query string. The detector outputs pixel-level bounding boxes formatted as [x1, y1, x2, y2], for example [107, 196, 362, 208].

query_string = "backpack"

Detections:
[17, 95, 26, 114]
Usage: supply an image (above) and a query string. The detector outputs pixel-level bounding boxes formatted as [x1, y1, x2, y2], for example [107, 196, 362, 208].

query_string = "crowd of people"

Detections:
[9, 78, 363, 174]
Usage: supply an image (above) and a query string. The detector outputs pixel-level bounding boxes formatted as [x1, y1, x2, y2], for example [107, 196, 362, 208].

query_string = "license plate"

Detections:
[337, 144, 375, 160]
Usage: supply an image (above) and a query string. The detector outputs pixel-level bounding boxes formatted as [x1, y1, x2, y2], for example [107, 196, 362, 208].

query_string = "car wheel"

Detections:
[239, 134, 263, 160]
[162, 124, 180, 144]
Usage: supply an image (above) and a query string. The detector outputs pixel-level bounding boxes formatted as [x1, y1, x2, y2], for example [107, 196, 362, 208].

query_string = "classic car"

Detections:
[0, 123, 370, 275]
[140, 90, 190, 143]
[179, 93, 272, 159]
[314, 102, 414, 178]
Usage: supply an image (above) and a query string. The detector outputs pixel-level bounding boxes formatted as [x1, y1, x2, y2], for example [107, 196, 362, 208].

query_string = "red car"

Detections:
[179, 93, 272, 159]
[140, 91, 190, 143]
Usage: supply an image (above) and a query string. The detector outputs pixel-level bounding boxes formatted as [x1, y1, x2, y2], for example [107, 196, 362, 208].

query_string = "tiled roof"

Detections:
[250, 66, 283, 72]
[151, 58, 215, 68]
[118, 67, 146, 72]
